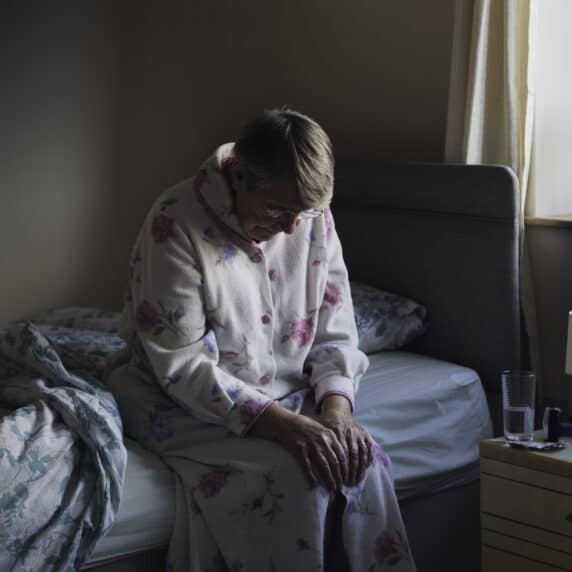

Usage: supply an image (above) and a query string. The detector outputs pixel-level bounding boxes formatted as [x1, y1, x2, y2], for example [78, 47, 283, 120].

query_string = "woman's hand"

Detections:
[319, 395, 374, 487]
[249, 403, 347, 490]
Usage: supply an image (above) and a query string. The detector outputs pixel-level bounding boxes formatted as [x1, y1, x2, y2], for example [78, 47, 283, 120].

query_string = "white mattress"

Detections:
[86, 438, 175, 566]
[355, 351, 493, 498]
[86, 351, 492, 565]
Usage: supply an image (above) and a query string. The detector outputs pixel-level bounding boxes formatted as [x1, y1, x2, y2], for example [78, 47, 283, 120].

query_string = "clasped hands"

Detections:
[250, 395, 374, 490]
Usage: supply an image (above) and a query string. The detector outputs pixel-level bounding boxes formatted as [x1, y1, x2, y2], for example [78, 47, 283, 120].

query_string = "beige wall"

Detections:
[0, 1, 120, 322]
[0, 0, 456, 322]
[112, 0, 457, 311]
[526, 225, 572, 414]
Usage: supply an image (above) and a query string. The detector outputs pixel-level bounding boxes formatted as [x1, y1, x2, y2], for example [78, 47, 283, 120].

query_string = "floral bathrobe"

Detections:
[109, 143, 415, 571]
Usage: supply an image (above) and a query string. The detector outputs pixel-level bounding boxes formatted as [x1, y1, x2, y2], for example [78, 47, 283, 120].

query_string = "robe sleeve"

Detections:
[127, 209, 273, 436]
[306, 210, 369, 411]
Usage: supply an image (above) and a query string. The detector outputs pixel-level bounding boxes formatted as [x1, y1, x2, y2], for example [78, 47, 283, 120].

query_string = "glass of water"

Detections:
[502, 370, 536, 442]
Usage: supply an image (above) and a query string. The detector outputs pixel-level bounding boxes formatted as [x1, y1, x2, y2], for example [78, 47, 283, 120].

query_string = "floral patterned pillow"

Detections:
[32, 306, 121, 333]
[351, 282, 428, 354]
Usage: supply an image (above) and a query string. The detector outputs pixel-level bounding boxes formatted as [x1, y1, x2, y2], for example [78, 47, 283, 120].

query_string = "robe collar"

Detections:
[194, 142, 259, 248]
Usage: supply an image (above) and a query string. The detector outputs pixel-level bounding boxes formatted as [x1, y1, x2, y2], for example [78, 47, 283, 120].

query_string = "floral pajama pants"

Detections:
[108, 364, 416, 572]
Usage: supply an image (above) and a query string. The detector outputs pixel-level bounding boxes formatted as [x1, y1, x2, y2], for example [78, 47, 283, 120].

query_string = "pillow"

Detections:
[28, 307, 125, 381]
[351, 282, 428, 354]
[31, 306, 121, 334]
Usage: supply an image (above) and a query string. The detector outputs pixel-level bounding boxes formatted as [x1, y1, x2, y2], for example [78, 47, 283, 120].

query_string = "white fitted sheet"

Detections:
[86, 351, 492, 565]
[86, 438, 175, 566]
[355, 351, 493, 498]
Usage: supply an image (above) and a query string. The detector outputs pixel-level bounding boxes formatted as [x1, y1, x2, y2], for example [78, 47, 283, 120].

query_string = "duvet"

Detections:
[0, 313, 127, 571]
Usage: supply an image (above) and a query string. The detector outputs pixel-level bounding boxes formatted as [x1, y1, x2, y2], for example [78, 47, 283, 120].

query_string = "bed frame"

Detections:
[85, 163, 522, 572]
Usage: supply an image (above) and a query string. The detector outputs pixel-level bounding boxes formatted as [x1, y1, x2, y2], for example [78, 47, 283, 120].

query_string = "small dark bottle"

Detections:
[543, 407, 561, 442]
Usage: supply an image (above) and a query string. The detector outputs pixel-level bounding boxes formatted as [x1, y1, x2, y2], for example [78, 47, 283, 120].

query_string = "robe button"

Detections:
[250, 250, 264, 263]
[261, 313, 272, 325]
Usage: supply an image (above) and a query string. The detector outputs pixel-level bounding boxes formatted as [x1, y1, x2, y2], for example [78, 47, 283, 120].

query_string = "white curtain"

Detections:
[445, 0, 541, 403]
[446, 0, 536, 218]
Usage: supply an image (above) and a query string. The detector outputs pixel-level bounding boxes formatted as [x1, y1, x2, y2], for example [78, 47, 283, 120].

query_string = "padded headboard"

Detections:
[332, 163, 522, 399]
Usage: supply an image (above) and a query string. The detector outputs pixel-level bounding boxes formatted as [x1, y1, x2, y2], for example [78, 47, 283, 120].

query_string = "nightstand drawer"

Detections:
[482, 514, 572, 553]
[481, 473, 572, 539]
[482, 545, 568, 572]
[482, 530, 572, 571]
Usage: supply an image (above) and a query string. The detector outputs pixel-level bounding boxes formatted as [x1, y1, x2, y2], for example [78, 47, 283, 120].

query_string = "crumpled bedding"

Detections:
[0, 311, 127, 571]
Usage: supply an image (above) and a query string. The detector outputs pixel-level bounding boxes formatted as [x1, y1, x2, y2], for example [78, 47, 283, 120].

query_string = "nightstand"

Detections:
[480, 433, 572, 571]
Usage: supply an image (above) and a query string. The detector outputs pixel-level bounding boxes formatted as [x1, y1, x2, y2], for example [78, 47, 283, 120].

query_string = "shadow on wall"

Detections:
[0, 0, 456, 321]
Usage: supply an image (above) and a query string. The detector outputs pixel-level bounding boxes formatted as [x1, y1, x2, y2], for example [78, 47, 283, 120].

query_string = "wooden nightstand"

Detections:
[480, 433, 572, 571]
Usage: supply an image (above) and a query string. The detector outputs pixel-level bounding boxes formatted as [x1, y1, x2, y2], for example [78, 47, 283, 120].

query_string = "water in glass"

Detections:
[504, 405, 534, 441]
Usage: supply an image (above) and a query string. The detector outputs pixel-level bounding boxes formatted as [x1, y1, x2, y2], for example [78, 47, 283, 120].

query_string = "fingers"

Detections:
[347, 431, 374, 486]
[366, 436, 374, 468]
[355, 436, 369, 484]
[330, 436, 349, 485]
[298, 443, 319, 488]
[279, 414, 366, 491]
[347, 432, 359, 486]
[299, 432, 376, 490]
[312, 433, 345, 490]
[295, 432, 345, 490]
[314, 450, 338, 491]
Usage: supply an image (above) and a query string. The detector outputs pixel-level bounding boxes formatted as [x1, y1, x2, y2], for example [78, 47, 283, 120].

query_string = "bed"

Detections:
[331, 163, 521, 572]
[0, 163, 521, 572]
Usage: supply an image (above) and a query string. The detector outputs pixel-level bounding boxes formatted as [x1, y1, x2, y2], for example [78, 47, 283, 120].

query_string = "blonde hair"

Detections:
[234, 107, 334, 209]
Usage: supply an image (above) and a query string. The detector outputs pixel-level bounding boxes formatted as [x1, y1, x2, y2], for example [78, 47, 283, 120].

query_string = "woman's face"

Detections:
[231, 166, 307, 243]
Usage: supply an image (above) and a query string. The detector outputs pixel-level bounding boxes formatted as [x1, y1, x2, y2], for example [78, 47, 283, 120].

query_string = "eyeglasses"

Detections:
[264, 206, 323, 220]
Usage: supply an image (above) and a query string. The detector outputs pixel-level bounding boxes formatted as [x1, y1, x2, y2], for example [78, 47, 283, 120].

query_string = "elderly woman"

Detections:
[108, 108, 415, 571]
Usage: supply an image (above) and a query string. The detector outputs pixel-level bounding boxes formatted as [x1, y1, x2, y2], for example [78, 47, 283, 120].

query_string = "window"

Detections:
[527, 0, 572, 219]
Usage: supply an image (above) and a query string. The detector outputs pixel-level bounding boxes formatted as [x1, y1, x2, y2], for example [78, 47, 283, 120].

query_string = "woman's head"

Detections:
[230, 107, 334, 242]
